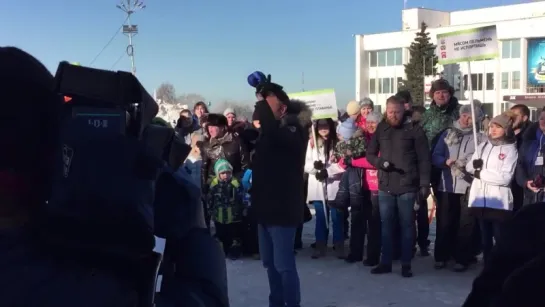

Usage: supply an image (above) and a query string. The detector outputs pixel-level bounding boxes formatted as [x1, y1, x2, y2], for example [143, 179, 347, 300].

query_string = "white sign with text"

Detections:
[289, 89, 338, 120]
[437, 25, 499, 65]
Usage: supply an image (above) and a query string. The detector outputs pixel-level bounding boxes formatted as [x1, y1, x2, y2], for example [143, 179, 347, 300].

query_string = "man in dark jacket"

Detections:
[250, 74, 311, 307]
[511, 104, 532, 211]
[367, 95, 431, 278]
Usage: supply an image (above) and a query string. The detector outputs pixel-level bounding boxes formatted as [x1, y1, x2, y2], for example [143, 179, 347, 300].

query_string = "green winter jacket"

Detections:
[421, 97, 461, 151]
[207, 177, 244, 224]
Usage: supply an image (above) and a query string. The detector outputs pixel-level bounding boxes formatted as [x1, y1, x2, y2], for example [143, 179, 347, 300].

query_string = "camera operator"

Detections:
[0, 47, 228, 307]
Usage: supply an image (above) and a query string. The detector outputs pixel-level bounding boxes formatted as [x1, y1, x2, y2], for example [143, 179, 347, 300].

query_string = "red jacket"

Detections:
[356, 115, 367, 132]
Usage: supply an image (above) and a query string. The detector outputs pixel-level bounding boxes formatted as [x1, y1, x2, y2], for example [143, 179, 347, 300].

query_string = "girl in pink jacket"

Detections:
[341, 111, 382, 265]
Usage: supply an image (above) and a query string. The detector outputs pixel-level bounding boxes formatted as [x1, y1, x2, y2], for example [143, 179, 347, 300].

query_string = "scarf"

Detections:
[488, 125, 516, 146]
[444, 121, 473, 147]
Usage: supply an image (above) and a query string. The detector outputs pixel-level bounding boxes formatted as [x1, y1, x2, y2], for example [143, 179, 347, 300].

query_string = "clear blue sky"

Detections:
[1, 0, 520, 106]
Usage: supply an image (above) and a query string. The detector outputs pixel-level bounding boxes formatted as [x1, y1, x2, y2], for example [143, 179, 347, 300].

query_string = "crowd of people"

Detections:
[2, 45, 545, 306]
[167, 74, 545, 306]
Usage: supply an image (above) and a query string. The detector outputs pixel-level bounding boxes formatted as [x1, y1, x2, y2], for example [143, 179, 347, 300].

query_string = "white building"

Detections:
[354, 1, 545, 118]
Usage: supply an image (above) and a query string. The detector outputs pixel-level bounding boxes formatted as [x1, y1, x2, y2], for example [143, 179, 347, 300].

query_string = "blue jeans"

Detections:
[258, 225, 301, 307]
[313, 201, 344, 243]
[479, 219, 501, 263]
[378, 191, 416, 265]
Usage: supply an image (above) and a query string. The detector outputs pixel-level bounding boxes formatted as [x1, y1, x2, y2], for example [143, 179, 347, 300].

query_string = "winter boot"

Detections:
[311, 242, 327, 259]
[228, 240, 242, 260]
[401, 265, 414, 278]
[334, 242, 345, 259]
[344, 253, 363, 264]
[371, 264, 392, 275]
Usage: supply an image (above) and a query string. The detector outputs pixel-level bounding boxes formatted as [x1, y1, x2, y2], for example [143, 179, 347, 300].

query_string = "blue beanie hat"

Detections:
[337, 118, 358, 140]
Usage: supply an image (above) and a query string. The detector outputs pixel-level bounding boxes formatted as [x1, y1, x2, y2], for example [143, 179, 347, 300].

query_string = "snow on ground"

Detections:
[227, 210, 479, 307]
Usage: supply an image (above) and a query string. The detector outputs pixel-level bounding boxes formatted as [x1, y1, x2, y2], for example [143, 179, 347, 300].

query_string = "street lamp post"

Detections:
[116, 0, 146, 75]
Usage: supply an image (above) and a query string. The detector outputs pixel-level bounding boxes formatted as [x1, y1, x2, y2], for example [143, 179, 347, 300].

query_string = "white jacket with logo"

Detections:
[466, 141, 518, 220]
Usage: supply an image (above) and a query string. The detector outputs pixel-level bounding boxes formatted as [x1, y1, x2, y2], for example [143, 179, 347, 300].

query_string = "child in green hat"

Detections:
[207, 159, 245, 259]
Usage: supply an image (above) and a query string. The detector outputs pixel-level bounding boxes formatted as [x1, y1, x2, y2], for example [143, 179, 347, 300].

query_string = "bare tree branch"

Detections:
[156, 82, 176, 104]
[212, 101, 254, 120]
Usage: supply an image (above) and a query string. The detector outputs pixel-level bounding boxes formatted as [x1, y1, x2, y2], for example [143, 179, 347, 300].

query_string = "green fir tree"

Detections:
[401, 22, 438, 106]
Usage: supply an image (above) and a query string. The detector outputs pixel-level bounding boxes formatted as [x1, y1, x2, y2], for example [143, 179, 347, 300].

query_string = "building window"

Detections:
[463, 73, 483, 91]
[386, 50, 395, 66]
[486, 73, 494, 90]
[395, 49, 402, 65]
[378, 51, 386, 67]
[378, 77, 394, 94]
[502, 39, 521, 59]
[369, 49, 403, 67]
[512, 71, 521, 89]
[370, 51, 377, 67]
[397, 77, 403, 89]
[369, 78, 376, 94]
[500, 103, 509, 113]
[531, 108, 538, 121]
[501, 72, 509, 89]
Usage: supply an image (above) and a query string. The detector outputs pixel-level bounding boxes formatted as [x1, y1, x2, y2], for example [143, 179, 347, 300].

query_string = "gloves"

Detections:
[473, 159, 484, 170]
[314, 160, 324, 170]
[343, 157, 352, 167]
[417, 186, 431, 204]
[474, 170, 481, 179]
[380, 160, 393, 171]
[315, 169, 329, 182]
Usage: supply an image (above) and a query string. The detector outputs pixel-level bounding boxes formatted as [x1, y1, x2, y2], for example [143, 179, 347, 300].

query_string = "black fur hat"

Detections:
[206, 113, 228, 127]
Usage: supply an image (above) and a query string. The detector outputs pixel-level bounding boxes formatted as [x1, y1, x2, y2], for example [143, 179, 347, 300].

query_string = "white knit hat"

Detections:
[223, 108, 236, 116]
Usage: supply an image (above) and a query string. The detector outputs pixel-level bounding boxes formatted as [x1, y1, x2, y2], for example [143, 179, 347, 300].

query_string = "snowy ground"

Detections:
[226, 207, 479, 307]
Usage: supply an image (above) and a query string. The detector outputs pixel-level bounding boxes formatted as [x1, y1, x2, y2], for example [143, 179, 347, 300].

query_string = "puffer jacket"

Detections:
[201, 132, 250, 187]
[333, 166, 363, 209]
[432, 127, 485, 194]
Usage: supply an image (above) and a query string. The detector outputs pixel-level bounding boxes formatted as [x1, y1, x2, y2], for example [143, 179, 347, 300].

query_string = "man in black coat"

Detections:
[249, 74, 311, 307]
[366, 95, 431, 278]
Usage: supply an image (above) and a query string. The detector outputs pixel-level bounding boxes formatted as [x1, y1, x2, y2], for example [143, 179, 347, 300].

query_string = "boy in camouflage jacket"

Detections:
[207, 159, 245, 259]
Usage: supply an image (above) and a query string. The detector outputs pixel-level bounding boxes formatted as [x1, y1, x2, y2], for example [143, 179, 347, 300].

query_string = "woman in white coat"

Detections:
[466, 111, 518, 263]
[304, 118, 345, 259]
